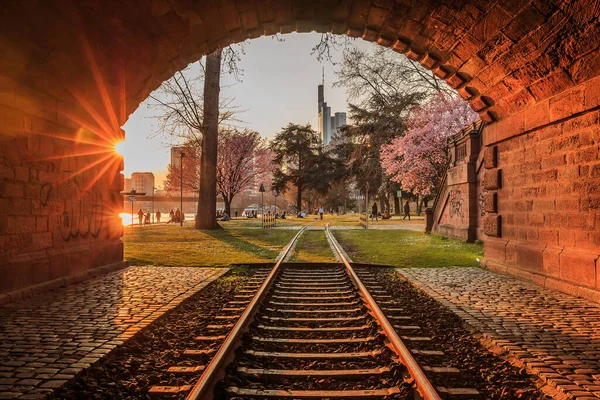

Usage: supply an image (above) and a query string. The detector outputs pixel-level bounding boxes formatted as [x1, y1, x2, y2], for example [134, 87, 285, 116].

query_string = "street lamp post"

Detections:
[180, 152, 185, 226]
[152, 186, 155, 224]
[273, 189, 278, 227]
[343, 184, 346, 215]
[121, 188, 145, 227]
[131, 188, 136, 227]
[365, 182, 369, 230]
[259, 184, 266, 227]
[259, 184, 266, 215]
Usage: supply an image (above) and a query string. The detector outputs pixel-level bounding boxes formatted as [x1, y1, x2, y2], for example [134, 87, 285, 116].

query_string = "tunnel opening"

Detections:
[0, 1, 599, 302]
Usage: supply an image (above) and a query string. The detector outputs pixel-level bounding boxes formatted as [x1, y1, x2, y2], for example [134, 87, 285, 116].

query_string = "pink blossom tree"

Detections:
[164, 128, 273, 217]
[216, 128, 273, 216]
[381, 93, 478, 198]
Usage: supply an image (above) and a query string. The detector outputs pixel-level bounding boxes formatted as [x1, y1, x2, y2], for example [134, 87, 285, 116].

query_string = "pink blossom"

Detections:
[380, 93, 478, 197]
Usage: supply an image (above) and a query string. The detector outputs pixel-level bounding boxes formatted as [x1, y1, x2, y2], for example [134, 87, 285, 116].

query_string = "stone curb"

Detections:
[0, 261, 128, 306]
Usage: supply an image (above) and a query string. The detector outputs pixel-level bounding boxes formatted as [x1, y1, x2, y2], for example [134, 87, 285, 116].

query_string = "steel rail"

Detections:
[325, 223, 441, 400]
[186, 225, 308, 400]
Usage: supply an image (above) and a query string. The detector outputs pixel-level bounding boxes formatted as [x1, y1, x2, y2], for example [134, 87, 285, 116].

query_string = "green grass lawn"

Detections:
[289, 230, 337, 263]
[123, 224, 296, 267]
[219, 217, 309, 228]
[333, 229, 483, 268]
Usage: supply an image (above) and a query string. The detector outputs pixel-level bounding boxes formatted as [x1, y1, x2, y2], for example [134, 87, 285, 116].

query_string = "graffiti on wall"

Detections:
[57, 181, 103, 241]
[449, 189, 463, 221]
[479, 188, 488, 217]
[40, 162, 104, 241]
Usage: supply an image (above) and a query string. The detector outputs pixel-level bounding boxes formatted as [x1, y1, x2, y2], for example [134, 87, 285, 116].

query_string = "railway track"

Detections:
[149, 225, 480, 400]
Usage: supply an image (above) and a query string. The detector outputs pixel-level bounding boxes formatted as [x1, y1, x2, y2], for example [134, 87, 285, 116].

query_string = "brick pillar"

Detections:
[425, 207, 433, 233]
[466, 130, 481, 242]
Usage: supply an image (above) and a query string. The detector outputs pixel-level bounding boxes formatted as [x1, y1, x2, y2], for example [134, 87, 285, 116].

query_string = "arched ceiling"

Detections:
[0, 0, 598, 132]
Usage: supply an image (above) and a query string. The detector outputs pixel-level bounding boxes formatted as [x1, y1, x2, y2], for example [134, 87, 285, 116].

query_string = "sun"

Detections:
[114, 140, 126, 156]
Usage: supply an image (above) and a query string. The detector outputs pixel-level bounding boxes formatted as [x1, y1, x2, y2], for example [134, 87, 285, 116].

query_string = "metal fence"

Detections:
[262, 214, 276, 229]
[359, 213, 368, 229]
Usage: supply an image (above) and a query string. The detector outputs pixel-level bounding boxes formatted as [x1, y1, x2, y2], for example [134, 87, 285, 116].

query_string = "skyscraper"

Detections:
[332, 112, 347, 137]
[318, 101, 331, 145]
[317, 71, 346, 146]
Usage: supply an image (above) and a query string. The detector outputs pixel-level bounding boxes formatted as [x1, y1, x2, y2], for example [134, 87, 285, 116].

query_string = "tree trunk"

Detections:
[223, 198, 231, 217]
[416, 195, 422, 216]
[394, 193, 400, 215]
[296, 185, 302, 213]
[196, 48, 222, 230]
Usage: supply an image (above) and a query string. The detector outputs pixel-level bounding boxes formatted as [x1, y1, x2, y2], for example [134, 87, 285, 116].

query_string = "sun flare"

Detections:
[119, 212, 132, 226]
[114, 140, 126, 156]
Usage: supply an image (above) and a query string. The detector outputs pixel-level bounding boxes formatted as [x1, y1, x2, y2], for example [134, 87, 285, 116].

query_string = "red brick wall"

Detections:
[436, 156, 473, 240]
[475, 157, 488, 241]
[482, 76, 600, 301]
[0, 0, 599, 298]
[0, 80, 124, 295]
[434, 125, 483, 242]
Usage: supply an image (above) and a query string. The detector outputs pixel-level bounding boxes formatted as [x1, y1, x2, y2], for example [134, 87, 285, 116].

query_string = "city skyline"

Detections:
[317, 69, 346, 146]
[121, 33, 373, 188]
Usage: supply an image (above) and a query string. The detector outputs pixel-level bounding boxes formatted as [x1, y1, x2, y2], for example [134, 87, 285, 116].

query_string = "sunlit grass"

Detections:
[218, 214, 361, 229]
[330, 214, 425, 227]
[333, 229, 483, 268]
[123, 224, 296, 267]
[219, 217, 309, 228]
[289, 230, 337, 263]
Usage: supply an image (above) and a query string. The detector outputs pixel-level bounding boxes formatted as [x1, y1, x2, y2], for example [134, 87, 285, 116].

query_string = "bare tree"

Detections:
[311, 33, 355, 64]
[335, 46, 454, 106]
[197, 48, 222, 229]
[148, 66, 237, 147]
[149, 44, 245, 230]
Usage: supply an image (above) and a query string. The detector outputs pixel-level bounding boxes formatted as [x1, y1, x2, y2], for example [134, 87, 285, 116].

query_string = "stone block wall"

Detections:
[433, 123, 484, 242]
[0, 0, 599, 300]
[0, 78, 125, 296]
[482, 75, 600, 302]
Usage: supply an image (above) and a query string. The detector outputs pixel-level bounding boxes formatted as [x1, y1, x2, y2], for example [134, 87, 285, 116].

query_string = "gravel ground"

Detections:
[354, 266, 552, 399]
[52, 266, 267, 400]
[49, 264, 553, 400]
[218, 265, 414, 399]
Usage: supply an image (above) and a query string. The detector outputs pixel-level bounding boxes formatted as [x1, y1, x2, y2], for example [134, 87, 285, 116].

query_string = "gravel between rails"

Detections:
[217, 265, 414, 399]
[53, 266, 266, 400]
[354, 266, 552, 400]
[50, 264, 553, 398]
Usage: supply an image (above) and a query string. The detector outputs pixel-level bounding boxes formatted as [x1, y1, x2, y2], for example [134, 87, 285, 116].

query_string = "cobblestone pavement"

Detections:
[0, 266, 228, 399]
[398, 267, 600, 399]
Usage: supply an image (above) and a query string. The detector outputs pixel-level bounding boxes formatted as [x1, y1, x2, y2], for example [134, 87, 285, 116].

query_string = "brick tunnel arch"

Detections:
[1, 1, 599, 299]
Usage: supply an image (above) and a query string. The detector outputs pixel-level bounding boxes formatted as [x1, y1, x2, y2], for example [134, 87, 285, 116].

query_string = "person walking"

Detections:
[371, 202, 378, 224]
[168, 209, 174, 224]
[175, 208, 181, 223]
[318, 206, 324, 220]
[403, 200, 411, 221]
[156, 210, 161, 223]
[137, 209, 144, 226]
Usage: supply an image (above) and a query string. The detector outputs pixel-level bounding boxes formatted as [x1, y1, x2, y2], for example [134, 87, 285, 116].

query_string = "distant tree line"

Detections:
[155, 35, 479, 227]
